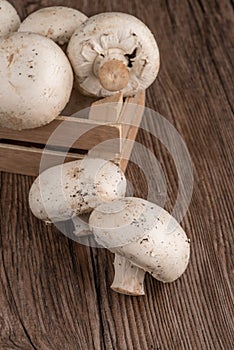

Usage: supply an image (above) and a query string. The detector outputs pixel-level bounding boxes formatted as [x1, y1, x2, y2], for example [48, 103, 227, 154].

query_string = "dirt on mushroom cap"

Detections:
[29, 158, 127, 223]
[90, 197, 190, 283]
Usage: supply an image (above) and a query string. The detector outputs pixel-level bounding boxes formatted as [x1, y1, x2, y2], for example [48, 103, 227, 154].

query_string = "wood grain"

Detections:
[0, 117, 121, 153]
[1, 1, 234, 349]
[0, 144, 86, 176]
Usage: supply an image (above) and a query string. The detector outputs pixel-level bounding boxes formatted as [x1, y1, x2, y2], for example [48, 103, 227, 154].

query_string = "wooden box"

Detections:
[0, 89, 145, 176]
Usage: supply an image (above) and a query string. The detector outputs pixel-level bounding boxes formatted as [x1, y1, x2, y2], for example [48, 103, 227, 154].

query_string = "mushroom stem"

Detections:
[72, 214, 91, 237]
[111, 254, 145, 296]
[98, 59, 129, 92]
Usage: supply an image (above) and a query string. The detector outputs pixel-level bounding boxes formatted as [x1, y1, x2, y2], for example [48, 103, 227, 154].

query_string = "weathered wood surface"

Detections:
[0, 1, 233, 349]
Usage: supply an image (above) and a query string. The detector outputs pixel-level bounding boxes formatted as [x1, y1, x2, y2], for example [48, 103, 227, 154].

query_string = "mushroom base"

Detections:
[111, 254, 145, 296]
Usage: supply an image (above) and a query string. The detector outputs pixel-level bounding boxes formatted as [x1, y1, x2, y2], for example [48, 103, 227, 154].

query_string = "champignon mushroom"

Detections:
[67, 12, 160, 97]
[0, 0, 20, 37]
[29, 157, 136, 285]
[89, 197, 190, 295]
[0, 32, 73, 130]
[29, 157, 127, 223]
[18, 6, 87, 46]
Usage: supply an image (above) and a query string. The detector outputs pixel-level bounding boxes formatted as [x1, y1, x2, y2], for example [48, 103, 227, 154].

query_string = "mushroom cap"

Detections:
[29, 158, 126, 223]
[0, 0, 20, 37]
[89, 197, 190, 283]
[19, 6, 87, 45]
[67, 12, 160, 97]
[0, 32, 73, 130]
[90, 197, 159, 247]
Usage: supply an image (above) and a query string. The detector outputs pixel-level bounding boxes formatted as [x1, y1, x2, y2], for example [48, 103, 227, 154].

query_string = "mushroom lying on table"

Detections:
[0, 0, 20, 37]
[19, 6, 87, 46]
[67, 12, 160, 97]
[29, 157, 145, 291]
[0, 32, 73, 130]
[89, 197, 190, 295]
[29, 157, 127, 223]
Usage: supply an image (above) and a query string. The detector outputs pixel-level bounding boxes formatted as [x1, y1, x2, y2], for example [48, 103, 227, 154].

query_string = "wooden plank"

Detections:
[0, 117, 121, 153]
[87, 93, 123, 160]
[118, 91, 146, 171]
[88, 93, 124, 160]
[0, 144, 85, 176]
[89, 93, 123, 122]
[118, 90, 145, 140]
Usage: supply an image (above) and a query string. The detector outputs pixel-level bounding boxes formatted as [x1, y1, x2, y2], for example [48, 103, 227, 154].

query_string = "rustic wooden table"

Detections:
[1, 1, 233, 349]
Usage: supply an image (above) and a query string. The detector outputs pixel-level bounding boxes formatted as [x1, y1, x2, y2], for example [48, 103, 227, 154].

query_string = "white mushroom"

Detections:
[0, 32, 73, 130]
[89, 197, 190, 295]
[29, 157, 126, 223]
[0, 0, 20, 37]
[18, 6, 87, 46]
[67, 12, 160, 97]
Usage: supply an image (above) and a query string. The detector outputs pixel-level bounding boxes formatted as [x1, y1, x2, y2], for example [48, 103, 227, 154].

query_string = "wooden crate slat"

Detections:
[0, 144, 86, 176]
[0, 117, 121, 153]
[119, 124, 141, 172]
[88, 93, 124, 159]
[118, 91, 145, 172]
[118, 90, 145, 141]
[89, 93, 123, 122]
[0, 91, 145, 176]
